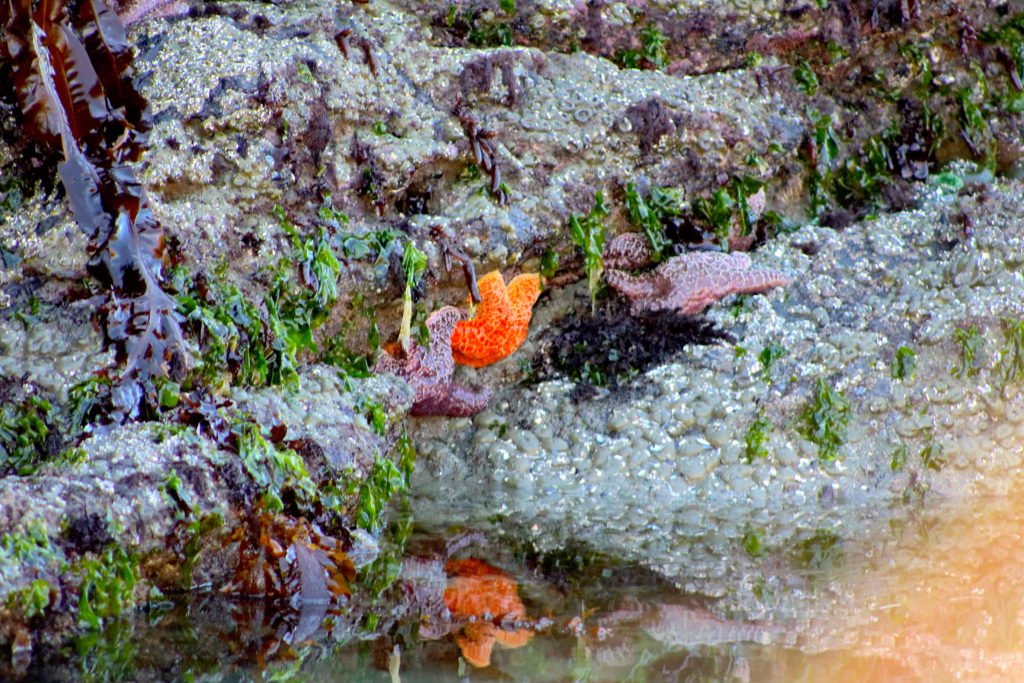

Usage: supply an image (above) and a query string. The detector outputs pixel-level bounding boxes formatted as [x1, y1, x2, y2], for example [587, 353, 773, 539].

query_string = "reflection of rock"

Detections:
[588, 598, 783, 670]
[642, 603, 780, 647]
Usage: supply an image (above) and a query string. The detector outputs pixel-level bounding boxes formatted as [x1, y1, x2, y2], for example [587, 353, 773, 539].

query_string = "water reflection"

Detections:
[441, 557, 535, 667]
[21, 492, 1024, 681]
[803, 493, 1024, 682]
[266, 493, 1024, 680]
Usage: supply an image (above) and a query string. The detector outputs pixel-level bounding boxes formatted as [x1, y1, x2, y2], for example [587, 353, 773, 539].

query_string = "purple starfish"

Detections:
[374, 307, 492, 417]
[604, 233, 791, 316]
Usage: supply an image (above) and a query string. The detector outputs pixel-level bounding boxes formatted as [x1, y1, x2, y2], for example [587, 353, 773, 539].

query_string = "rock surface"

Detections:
[0, 0, 1020, 663]
[412, 174, 1024, 618]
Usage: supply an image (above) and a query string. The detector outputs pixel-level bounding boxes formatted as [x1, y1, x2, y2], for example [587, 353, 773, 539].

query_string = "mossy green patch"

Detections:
[76, 546, 139, 630]
[792, 529, 843, 570]
[742, 527, 766, 559]
[951, 324, 984, 378]
[799, 377, 850, 462]
[174, 207, 419, 391]
[691, 176, 764, 248]
[743, 414, 772, 464]
[891, 346, 917, 380]
[793, 60, 819, 96]
[890, 444, 908, 472]
[1, 523, 61, 619]
[355, 457, 407, 533]
[759, 341, 788, 383]
[615, 24, 668, 71]
[0, 396, 56, 476]
[234, 417, 317, 513]
[997, 317, 1024, 387]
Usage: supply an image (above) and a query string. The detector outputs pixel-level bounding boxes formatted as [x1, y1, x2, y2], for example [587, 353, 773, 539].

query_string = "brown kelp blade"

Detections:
[1, 0, 187, 421]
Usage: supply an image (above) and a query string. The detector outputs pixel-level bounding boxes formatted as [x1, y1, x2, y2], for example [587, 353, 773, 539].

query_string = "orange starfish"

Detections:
[450, 270, 541, 367]
[443, 558, 533, 667]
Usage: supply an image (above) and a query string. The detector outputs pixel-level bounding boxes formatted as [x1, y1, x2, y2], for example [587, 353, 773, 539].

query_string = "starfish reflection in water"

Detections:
[450, 270, 542, 367]
[374, 307, 491, 417]
[443, 558, 533, 667]
[604, 233, 791, 316]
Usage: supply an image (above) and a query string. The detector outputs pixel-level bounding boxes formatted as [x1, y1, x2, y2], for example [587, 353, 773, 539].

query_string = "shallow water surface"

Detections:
[27, 489, 1024, 682]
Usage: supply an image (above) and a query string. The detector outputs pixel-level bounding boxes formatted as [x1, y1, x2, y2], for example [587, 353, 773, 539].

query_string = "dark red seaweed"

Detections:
[1, 0, 185, 421]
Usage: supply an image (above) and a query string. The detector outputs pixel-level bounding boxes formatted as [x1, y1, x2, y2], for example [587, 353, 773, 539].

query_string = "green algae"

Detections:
[0, 396, 56, 476]
[743, 414, 772, 464]
[235, 417, 317, 513]
[758, 341, 788, 383]
[569, 191, 609, 314]
[951, 325, 984, 379]
[799, 378, 850, 462]
[615, 23, 669, 72]
[624, 182, 679, 263]
[792, 529, 843, 571]
[76, 546, 139, 631]
[891, 346, 917, 381]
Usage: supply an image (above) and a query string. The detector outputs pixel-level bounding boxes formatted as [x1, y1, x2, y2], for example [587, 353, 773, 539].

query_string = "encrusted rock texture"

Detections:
[0, 0, 1021, 654]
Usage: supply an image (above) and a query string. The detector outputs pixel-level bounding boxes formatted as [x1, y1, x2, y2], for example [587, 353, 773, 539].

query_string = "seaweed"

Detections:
[951, 324, 984, 378]
[568, 191, 609, 314]
[615, 23, 668, 72]
[0, 395, 62, 476]
[76, 545, 140, 630]
[623, 183, 679, 263]
[743, 414, 771, 463]
[454, 100, 509, 205]
[0, 0, 186, 422]
[223, 511, 355, 605]
[531, 304, 732, 396]
[799, 377, 850, 462]
[890, 345, 916, 380]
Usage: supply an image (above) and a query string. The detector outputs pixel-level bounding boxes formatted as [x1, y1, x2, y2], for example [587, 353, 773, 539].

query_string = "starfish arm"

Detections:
[452, 270, 541, 367]
[373, 353, 404, 377]
[669, 254, 792, 315]
[424, 306, 463, 375]
[455, 629, 497, 668]
[506, 273, 542, 314]
[426, 307, 464, 345]
[674, 286, 729, 316]
[606, 268, 659, 301]
[467, 270, 511, 319]
[604, 232, 654, 269]
[451, 321, 494, 366]
[494, 627, 534, 648]
[376, 305, 476, 409]
[737, 267, 792, 292]
[410, 382, 492, 417]
[451, 318, 528, 366]
[506, 273, 542, 333]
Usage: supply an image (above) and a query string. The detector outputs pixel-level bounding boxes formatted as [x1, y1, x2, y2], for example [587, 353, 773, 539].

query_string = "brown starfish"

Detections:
[374, 307, 491, 417]
[604, 233, 791, 316]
